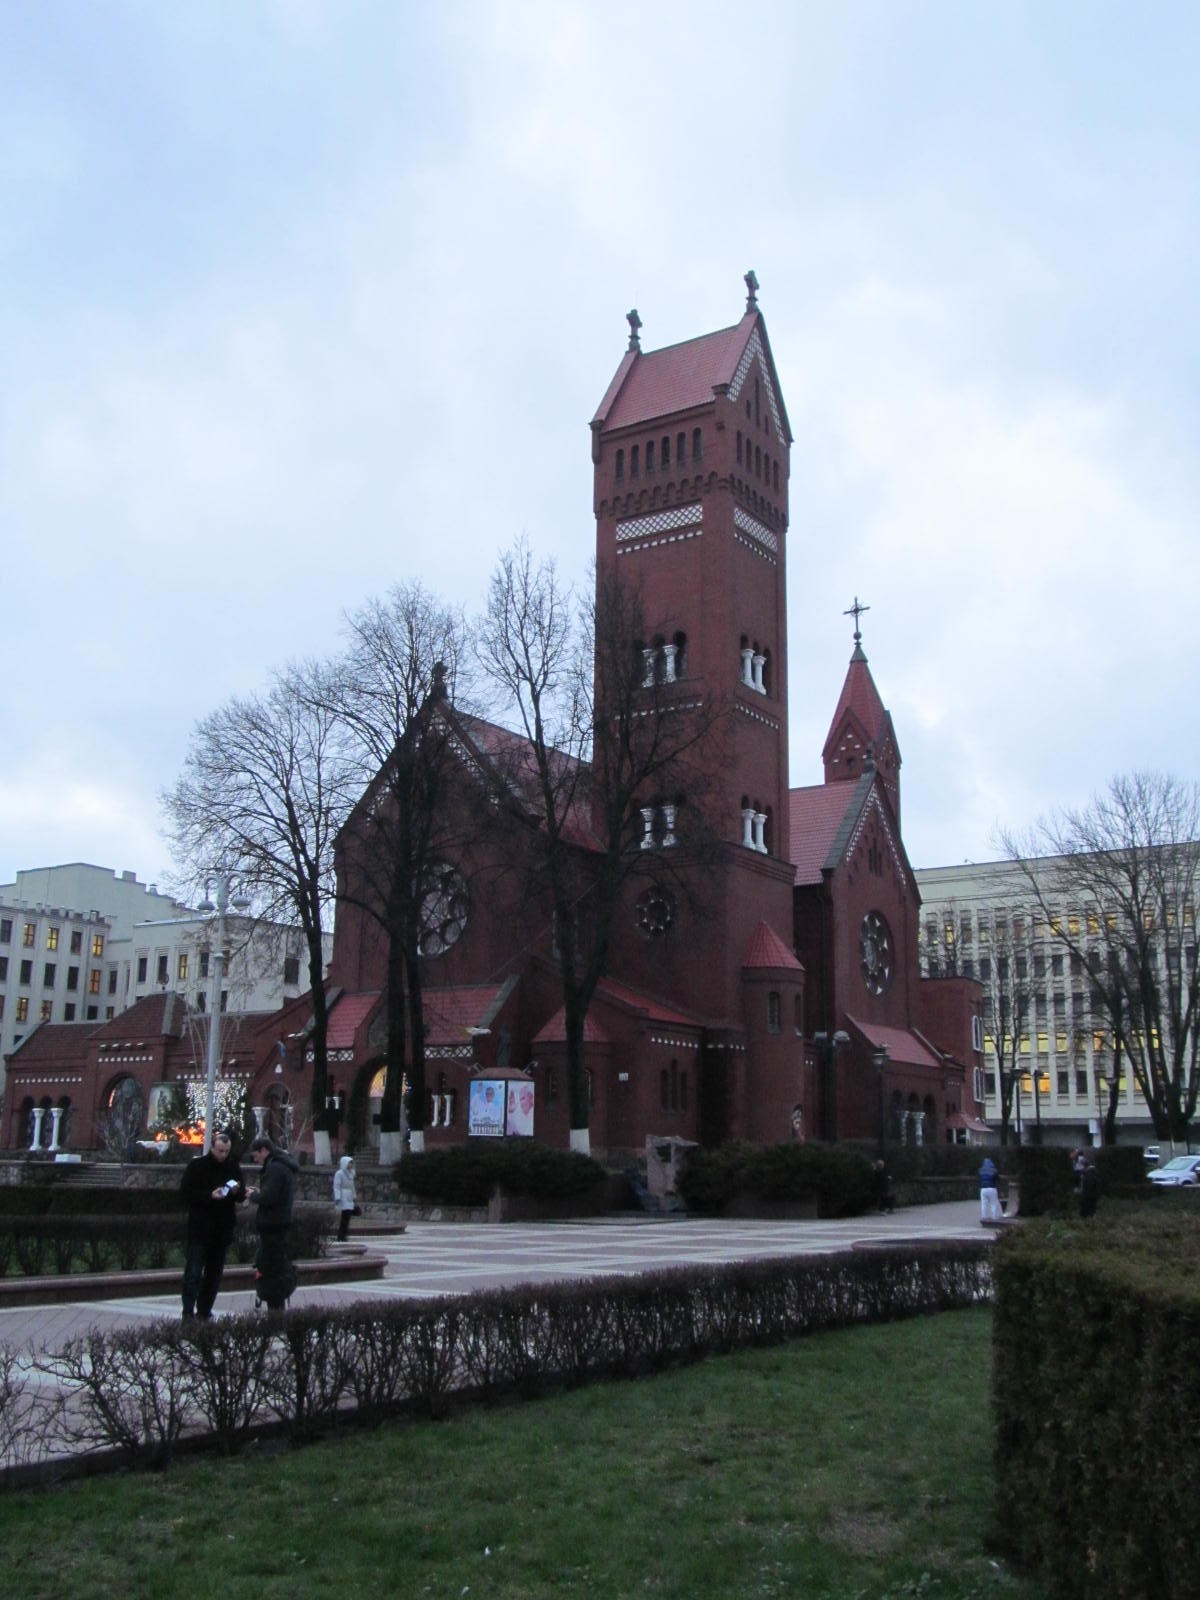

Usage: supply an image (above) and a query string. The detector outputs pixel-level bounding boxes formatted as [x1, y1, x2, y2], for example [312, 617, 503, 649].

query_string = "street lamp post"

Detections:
[198, 872, 250, 1153]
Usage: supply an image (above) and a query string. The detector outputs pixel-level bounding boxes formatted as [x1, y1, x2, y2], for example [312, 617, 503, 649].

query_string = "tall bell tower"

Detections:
[589, 274, 798, 1051]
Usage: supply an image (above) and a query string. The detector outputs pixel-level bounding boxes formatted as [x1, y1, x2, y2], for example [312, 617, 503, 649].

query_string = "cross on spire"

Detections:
[744, 268, 759, 310]
[626, 308, 642, 352]
[844, 595, 870, 644]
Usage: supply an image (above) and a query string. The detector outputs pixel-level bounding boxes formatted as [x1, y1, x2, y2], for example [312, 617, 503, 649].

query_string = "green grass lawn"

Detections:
[0, 1307, 1046, 1600]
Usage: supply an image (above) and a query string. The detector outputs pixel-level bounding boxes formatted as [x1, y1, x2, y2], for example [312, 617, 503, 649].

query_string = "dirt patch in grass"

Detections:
[826, 1506, 902, 1555]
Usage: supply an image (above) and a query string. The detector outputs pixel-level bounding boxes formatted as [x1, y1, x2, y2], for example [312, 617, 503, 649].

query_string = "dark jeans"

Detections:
[182, 1236, 230, 1318]
[337, 1208, 352, 1241]
[254, 1229, 296, 1309]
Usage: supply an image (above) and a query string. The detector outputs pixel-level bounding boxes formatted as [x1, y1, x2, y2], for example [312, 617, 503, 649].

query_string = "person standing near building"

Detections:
[1079, 1155, 1100, 1218]
[979, 1154, 1002, 1224]
[180, 1128, 244, 1321]
[333, 1154, 358, 1241]
[246, 1136, 299, 1310]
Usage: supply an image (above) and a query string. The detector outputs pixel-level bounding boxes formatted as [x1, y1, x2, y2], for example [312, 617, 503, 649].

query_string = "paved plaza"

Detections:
[0, 1201, 987, 1359]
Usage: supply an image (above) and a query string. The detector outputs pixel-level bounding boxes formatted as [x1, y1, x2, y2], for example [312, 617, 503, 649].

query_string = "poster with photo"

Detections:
[506, 1080, 535, 1137]
[468, 1079, 505, 1138]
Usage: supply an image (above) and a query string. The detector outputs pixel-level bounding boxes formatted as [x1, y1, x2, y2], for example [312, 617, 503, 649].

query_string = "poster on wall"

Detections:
[506, 1080, 535, 1138]
[468, 1080, 506, 1138]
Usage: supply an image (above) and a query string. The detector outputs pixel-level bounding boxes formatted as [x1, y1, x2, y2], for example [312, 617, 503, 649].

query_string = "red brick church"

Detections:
[4, 278, 984, 1160]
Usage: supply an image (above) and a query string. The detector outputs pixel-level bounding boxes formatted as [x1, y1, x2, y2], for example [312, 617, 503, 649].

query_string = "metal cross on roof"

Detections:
[744, 269, 759, 309]
[844, 595, 870, 643]
[626, 308, 642, 351]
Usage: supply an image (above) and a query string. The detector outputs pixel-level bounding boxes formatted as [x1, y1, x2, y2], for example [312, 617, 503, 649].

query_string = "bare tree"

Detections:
[1005, 772, 1200, 1145]
[477, 541, 726, 1154]
[330, 583, 474, 1151]
[162, 662, 354, 1125]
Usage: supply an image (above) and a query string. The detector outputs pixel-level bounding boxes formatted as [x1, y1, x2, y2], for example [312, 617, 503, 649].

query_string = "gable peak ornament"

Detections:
[744, 269, 759, 310]
[626, 308, 642, 352]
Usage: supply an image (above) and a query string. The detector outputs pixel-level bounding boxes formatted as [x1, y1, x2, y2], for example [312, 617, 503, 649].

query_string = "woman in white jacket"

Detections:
[333, 1155, 357, 1241]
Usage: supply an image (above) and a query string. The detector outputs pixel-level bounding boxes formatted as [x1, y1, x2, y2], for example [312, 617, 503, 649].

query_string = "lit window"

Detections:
[91, 934, 104, 957]
[177, 953, 188, 981]
[16, 997, 28, 1022]
[88, 969, 101, 994]
[40, 1000, 52, 1021]
[46, 927, 59, 951]
[23, 923, 35, 948]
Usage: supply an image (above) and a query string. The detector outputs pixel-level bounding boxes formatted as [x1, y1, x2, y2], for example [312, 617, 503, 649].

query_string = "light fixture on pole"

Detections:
[198, 872, 251, 1153]
[872, 1045, 890, 1154]
[813, 1029, 850, 1141]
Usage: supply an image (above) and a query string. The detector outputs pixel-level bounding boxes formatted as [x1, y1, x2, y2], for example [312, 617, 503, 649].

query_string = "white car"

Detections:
[1148, 1155, 1200, 1187]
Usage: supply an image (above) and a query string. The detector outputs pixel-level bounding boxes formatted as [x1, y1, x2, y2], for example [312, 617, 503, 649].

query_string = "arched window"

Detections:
[773, 459, 780, 494]
[736, 430, 743, 466]
[677, 431, 686, 466]
[767, 993, 781, 1034]
[672, 631, 687, 678]
[661, 435, 670, 467]
[615, 448, 624, 480]
[646, 439, 655, 472]
[630, 444, 639, 478]
[679, 1068, 688, 1112]
[691, 428, 702, 462]
[755, 444, 762, 479]
[670, 1060, 680, 1111]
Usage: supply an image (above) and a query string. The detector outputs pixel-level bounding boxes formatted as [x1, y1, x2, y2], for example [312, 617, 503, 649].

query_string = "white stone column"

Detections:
[662, 803, 677, 847]
[29, 1106, 44, 1152]
[662, 643, 677, 683]
[642, 648, 656, 688]
[252, 1105, 267, 1137]
[741, 808, 756, 849]
[752, 653, 766, 693]
[753, 812, 767, 853]
[740, 647, 755, 687]
[48, 1106, 64, 1152]
[914, 1112, 925, 1147]
[640, 806, 656, 849]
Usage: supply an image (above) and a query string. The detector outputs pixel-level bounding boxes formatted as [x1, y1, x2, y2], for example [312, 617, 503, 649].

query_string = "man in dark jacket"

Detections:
[246, 1136, 300, 1310]
[180, 1128, 244, 1320]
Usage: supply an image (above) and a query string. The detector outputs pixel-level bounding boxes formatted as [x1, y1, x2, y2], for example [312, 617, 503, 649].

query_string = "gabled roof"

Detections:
[424, 983, 512, 1047]
[533, 977, 703, 1044]
[592, 309, 792, 443]
[90, 991, 187, 1042]
[742, 921, 803, 972]
[788, 778, 870, 886]
[845, 1016, 942, 1072]
[326, 991, 381, 1051]
[6, 1020, 93, 1066]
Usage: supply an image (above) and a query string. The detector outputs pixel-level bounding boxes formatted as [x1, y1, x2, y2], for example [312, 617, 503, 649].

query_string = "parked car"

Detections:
[1143, 1144, 1160, 1166]
[1148, 1155, 1200, 1187]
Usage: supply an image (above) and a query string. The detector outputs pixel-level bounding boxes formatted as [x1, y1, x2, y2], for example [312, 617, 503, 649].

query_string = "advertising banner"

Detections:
[506, 1080, 535, 1137]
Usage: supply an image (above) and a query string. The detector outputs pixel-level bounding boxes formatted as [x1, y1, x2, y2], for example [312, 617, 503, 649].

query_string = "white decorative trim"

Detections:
[649, 1033, 701, 1051]
[733, 531, 776, 566]
[844, 789, 906, 879]
[733, 506, 778, 552]
[729, 328, 786, 444]
[427, 1045, 474, 1061]
[616, 505, 703, 543]
[735, 703, 781, 732]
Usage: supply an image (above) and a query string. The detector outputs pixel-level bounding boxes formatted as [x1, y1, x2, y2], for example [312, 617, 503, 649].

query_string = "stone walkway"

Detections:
[0, 1201, 990, 1358]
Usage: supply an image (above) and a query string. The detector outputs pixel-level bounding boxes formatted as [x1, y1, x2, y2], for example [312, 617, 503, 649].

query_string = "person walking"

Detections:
[246, 1136, 299, 1311]
[1079, 1155, 1100, 1218]
[333, 1154, 358, 1241]
[180, 1128, 244, 1321]
[979, 1154, 1002, 1224]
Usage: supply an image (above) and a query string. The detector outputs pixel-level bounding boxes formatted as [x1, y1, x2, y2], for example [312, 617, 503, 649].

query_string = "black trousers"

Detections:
[254, 1229, 296, 1309]
[182, 1236, 229, 1318]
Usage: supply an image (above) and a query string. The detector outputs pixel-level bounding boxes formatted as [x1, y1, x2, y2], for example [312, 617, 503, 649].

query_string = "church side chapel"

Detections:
[3, 276, 984, 1158]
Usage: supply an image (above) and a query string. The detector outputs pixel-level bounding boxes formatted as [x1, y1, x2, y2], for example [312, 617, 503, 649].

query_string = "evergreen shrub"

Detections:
[677, 1142, 875, 1217]
[396, 1142, 606, 1207]
[992, 1210, 1200, 1600]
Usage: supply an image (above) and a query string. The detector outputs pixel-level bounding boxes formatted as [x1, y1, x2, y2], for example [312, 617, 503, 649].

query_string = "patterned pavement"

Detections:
[0, 1202, 988, 1358]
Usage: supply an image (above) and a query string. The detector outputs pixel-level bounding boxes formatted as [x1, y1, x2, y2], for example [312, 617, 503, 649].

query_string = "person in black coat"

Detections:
[246, 1136, 300, 1310]
[180, 1129, 244, 1320]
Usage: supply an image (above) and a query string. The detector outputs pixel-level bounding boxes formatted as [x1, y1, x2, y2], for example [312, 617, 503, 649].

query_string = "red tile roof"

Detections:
[593, 315, 758, 433]
[532, 1007, 612, 1046]
[742, 921, 803, 971]
[788, 783, 859, 885]
[423, 985, 510, 1046]
[326, 991, 381, 1051]
[6, 1021, 93, 1067]
[845, 1016, 942, 1071]
[822, 647, 887, 763]
[90, 991, 186, 1041]
[597, 977, 704, 1028]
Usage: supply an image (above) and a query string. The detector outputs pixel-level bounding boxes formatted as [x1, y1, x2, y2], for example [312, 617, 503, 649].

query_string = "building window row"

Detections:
[735, 430, 781, 495]
[640, 632, 688, 686]
[740, 801, 772, 854]
[615, 429, 704, 482]
[739, 639, 771, 695]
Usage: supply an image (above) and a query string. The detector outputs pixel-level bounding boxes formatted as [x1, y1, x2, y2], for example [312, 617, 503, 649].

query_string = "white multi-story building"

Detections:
[0, 864, 326, 1097]
[914, 858, 1158, 1146]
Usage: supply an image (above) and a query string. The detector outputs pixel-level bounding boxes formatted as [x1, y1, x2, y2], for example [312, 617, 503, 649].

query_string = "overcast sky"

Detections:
[3, 1, 1197, 891]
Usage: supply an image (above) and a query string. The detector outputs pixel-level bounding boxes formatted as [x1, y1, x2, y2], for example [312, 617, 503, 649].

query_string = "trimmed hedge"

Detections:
[678, 1141, 875, 1217]
[6, 1238, 993, 1475]
[1014, 1144, 1150, 1217]
[0, 1186, 188, 1218]
[992, 1210, 1200, 1599]
[396, 1142, 607, 1207]
[0, 1205, 331, 1277]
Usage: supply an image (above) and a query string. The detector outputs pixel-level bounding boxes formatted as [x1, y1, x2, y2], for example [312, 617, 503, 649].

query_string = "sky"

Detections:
[3, 0, 1198, 890]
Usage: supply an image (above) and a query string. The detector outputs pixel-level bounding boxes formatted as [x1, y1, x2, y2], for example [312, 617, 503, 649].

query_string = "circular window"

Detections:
[636, 885, 676, 938]
[419, 865, 470, 958]
[860, 910, 894, 996]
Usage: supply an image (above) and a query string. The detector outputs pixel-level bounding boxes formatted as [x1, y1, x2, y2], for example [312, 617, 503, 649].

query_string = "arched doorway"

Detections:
[102, 1075, 146, 1158]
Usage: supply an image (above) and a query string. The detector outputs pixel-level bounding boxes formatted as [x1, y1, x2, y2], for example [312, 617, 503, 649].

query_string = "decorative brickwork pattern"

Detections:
[729, 328, 786, 444]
